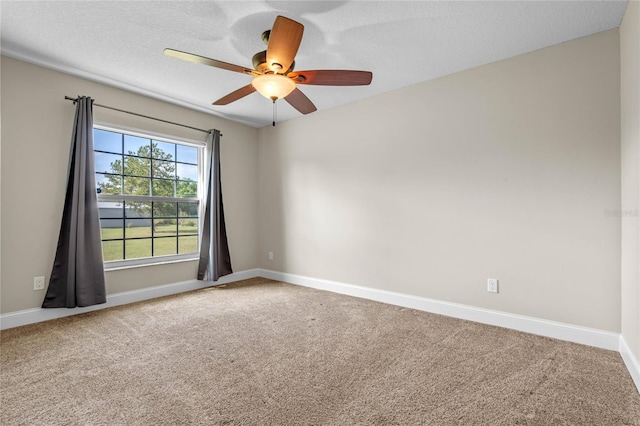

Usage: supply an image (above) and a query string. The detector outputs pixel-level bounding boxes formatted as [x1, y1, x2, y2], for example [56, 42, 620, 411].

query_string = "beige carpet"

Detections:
[1, 277, 639, 425]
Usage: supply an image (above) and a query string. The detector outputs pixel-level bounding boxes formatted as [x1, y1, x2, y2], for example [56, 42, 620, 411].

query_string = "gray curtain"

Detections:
[198, 129, 233, 281]
[42, 96, 106, 308]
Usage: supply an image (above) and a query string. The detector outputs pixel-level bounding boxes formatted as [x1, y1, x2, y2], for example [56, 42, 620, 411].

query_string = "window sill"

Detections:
[103, 255, 198, 272]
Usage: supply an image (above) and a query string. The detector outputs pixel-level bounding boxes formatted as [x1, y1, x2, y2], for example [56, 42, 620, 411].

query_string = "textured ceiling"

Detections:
[0, 1, 628, 128]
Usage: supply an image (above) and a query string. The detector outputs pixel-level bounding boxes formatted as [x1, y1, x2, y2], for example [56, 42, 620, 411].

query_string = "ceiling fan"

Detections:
[164, 15, 373, 124]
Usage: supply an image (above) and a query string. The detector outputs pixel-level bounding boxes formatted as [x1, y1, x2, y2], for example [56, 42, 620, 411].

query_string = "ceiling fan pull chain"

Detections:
[272, 99, 277, 127]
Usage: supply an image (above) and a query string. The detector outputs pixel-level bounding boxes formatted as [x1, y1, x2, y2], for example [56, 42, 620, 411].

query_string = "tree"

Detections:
[98, 143, 189, 230]
[177, 179, 197, 198]
[99, 142, 176, 197]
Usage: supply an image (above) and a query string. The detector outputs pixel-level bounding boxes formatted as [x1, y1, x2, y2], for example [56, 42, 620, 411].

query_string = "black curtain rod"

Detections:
[64, 96, 220, 136]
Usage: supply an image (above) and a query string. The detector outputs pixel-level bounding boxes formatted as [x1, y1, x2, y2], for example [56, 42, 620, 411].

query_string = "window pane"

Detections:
[125, 219, 152, 238]
[154, 237, 177, 256]
[102, 240, 123, 261]
[125, 202, 151, 218]
[177, 163, 197, 181]
[98, 201, 124, 218]
[152, 141, 175, 160]
[178, 236, 198, 254]
[100, 219, 124, 239]
[178, 202, 198, 217]
[152, 179, 175, 197]
[123, 177, 150, 196]
[177, 180, 197, 198]
[95, 152, 122, 174]
[96, 173, 121, 195]
[152, 160, 175, 179]
[124, 156, 150, 177]
[154, 219, 177, 236]
[125, 239, 151, 259]
[177, 145, 198, 164]
[94, 129, 122, 153]
[153, 202, 176, 218]
[124, 135, 150, 157]
[178, 218, 198, 235]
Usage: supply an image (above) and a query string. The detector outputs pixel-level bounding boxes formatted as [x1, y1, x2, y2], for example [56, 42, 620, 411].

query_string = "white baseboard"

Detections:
[2, 267, 637, 394]
[259, 269, 621, 352]
[620, 336, 640, 394]
[0, 269, 260, 330]
[1, 267, 623, 352]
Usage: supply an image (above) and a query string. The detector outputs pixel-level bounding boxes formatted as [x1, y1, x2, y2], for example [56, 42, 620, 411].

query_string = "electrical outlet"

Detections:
[268, 251, 274, 261]
[487, 278, 499, 293]
[34, 276, 45, 291]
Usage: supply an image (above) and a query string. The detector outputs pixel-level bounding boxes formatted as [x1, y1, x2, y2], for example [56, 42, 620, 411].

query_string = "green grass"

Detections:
[101, 224, 198, 261]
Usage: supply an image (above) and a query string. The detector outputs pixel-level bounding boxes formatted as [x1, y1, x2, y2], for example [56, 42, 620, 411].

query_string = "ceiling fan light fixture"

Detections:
[252, 74, 296, 100]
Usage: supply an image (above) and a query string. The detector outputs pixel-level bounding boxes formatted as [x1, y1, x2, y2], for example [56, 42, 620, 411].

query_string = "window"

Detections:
[94, 126, 204, 266]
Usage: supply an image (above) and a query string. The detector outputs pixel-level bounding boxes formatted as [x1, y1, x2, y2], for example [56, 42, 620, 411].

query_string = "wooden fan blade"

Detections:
[164, 48, 255, 76]
[285, 88, 317, 115]
[212, 84, 256, 106]
[266, 16, 304, 74]
[293, 70, 373, 86]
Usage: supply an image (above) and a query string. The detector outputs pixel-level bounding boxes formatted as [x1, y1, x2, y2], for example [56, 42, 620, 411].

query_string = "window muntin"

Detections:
[94, 127, 203, 265]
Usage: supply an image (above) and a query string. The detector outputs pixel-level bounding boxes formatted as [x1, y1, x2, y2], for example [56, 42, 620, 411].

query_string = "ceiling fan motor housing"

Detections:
[252, 49, 295, 75]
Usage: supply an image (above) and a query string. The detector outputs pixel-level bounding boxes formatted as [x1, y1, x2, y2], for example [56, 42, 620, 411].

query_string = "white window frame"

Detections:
[94, 123, 207, 270]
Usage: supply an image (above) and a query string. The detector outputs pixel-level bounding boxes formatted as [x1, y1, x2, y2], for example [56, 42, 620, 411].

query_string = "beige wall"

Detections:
[0, 57, 259, 313]
[258, 29, 622, 331]
[621, 1, 640, 360]
[0, 25, 628, 339]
